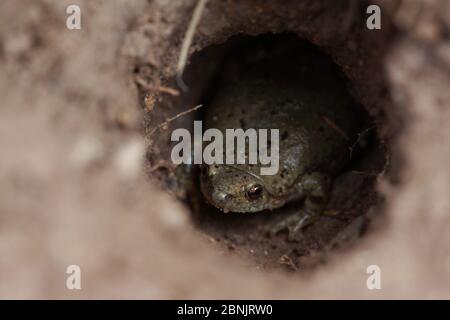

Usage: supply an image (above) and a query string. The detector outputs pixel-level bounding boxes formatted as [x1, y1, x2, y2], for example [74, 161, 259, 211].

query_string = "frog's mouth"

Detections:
[200, 164, 291, 213]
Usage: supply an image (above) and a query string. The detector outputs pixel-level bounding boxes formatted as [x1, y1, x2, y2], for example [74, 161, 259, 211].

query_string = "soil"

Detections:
[140, 3, 393, 271]
[1, 0, 450, 299]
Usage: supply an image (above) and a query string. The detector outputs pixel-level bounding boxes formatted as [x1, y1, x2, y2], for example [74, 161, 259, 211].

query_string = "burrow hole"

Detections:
[144, 33, 392, 272]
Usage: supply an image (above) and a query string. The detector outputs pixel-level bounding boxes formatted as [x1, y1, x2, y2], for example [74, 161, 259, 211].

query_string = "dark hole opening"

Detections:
[146, 33, 389, 272]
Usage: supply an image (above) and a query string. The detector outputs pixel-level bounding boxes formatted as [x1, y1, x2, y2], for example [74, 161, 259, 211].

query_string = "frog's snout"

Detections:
[200, 164, 231, 209]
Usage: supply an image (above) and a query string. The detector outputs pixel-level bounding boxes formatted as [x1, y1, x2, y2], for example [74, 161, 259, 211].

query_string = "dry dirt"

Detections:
[1, 0, 450, 299]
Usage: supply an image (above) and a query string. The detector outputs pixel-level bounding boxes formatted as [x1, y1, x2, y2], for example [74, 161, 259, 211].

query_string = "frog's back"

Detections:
[205, 36, 362, 196]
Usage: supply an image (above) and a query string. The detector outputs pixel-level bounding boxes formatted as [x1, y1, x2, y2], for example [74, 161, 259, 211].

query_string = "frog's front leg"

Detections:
[269, 172, 331, 242]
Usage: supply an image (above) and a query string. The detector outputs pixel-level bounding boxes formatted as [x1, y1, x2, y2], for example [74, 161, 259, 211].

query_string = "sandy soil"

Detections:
[1, 0, 450, 299]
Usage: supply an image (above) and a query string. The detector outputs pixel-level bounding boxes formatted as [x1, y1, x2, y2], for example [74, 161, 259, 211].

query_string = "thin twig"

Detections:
[319, 114, 349, 140]
[157, 85, 180, 96]
[136, 76, 180, 96]
[176, 0, 209, 92]
[148, 104, 203, 137]
[348, 126, 375, 160]
[350, 170, 379, 177]
[279, 254, 298, 271]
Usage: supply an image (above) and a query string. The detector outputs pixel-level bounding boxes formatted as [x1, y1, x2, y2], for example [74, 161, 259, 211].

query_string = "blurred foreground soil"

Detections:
[0, 0, 450, 298]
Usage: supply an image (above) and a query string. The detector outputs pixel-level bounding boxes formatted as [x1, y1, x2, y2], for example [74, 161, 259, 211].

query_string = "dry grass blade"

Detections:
[176, 0, 209, 92]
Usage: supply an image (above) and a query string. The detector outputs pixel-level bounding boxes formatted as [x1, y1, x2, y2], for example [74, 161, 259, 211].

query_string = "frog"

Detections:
[199, 35, 363, 241]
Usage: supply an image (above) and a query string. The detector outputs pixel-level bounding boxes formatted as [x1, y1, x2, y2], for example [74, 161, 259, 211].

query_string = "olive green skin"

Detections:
[200, 37, 360, 215]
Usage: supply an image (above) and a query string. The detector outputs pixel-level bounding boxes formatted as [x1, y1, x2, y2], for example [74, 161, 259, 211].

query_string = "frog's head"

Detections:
[200, 164, 284, 213]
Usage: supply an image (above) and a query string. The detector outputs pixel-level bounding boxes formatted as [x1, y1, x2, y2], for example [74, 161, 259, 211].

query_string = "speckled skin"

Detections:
[200, 37, 361, 240]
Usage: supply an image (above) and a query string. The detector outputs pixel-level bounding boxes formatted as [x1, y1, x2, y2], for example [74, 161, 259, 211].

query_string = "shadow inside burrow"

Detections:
[142, 32, 396, 272]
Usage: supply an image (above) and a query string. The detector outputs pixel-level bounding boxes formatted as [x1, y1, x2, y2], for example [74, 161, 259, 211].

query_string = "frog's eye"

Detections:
[245, 184, 264, 201]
